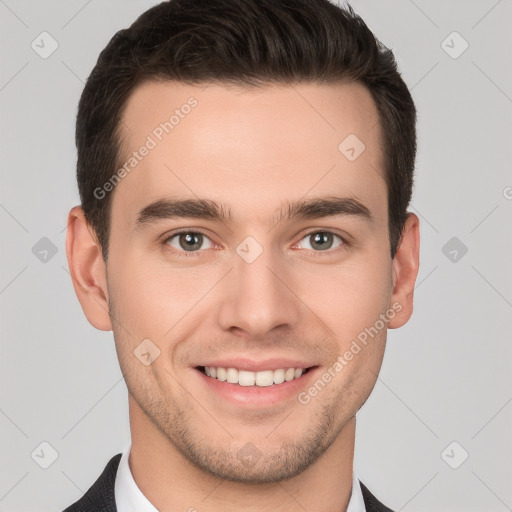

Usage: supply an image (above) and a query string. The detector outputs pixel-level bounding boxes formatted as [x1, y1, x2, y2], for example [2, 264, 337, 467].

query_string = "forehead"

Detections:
[112, 79, 385, 228]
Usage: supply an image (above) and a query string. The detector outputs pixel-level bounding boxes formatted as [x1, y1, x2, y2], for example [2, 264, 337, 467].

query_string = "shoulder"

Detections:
[359, 480, 395, 512]
[61, 453, 122, 512]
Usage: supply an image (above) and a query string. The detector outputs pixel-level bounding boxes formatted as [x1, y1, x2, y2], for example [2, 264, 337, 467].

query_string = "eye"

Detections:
[296, 231, 345, 252]
[162, 229, 346, 258]
[164, 230, 214, 254]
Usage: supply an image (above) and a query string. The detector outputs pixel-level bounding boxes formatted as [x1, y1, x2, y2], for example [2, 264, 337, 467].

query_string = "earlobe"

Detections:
[65, 205, 113, 331]
[388, 212, 420, 329]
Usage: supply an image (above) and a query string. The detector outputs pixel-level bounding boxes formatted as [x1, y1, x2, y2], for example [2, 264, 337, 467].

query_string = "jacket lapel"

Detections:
[359, 480, 395, 512]
[62, 453, 122, 512]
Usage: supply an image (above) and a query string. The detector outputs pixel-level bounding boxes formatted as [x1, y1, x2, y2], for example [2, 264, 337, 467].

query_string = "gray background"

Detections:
[1, 0, 511, 511]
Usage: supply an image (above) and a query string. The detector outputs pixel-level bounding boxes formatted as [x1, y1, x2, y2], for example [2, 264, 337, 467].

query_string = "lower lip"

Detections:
[194, 367, 319, 407]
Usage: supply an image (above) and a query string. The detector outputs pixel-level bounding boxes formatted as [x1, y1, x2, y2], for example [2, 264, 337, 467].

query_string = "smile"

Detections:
[198, 366, 314, 387]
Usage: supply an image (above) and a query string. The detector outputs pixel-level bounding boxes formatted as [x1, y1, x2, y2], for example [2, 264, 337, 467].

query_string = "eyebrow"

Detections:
[134, 195, 372, 229]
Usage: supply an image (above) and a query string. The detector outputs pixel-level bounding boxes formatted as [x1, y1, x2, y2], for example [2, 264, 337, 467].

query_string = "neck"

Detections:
[128, 395, 356, 512]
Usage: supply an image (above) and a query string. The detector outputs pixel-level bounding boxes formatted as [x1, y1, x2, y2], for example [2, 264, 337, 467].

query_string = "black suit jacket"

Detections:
[62, 453, 394, 512]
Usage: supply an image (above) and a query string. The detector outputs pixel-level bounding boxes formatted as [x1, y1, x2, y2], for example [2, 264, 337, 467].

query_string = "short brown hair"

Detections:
[76, 0, 417, 261]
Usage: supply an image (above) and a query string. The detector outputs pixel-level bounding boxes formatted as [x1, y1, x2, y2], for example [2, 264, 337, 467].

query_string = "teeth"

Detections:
[238, 370, 255, 386]
[227, 367, 239, 384]
[273, 369, 285, 384]
[285, 368, 295, 381]
[202, 366, 307, 386]
[256, 370, 273, 387]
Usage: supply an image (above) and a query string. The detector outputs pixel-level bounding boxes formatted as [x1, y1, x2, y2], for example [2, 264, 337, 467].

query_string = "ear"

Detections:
[388, 212, 420, 329]
[65, 205, 112, 331]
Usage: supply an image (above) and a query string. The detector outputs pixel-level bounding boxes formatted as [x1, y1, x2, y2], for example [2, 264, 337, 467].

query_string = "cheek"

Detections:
[298, 254, 393, 341]
[108, 253, 215, 335]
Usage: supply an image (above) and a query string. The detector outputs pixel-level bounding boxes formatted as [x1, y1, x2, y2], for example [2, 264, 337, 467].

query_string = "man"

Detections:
[63, 0, 419, 510]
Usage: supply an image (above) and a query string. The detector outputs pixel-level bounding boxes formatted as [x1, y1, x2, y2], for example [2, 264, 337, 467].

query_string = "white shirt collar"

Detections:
[115, 443, 366, 512]
[114, 443, 158, 512]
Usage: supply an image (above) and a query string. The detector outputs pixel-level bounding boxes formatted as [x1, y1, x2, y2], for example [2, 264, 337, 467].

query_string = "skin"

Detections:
[66, 80, 420, 511]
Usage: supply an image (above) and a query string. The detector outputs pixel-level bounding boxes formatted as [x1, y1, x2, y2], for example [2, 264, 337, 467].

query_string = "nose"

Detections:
[216, 241, 302, 340]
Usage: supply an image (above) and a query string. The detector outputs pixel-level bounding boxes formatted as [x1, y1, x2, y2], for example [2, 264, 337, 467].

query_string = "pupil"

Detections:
[180, 233, 202, 251]
[311, 232, 332, 250]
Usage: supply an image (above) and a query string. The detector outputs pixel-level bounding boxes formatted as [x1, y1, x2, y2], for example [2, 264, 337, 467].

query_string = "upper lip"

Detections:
[195, 358, 317, 372]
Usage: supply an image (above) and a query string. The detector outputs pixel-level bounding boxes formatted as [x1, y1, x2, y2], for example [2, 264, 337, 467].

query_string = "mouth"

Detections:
[195, 365, 317, 387]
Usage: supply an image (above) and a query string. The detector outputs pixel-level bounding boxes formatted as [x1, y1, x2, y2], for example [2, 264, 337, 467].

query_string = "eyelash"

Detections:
[161, 228, 348, 258]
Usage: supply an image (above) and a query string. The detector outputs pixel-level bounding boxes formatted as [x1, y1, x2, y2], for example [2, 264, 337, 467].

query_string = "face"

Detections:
[71, 79, 415, 484]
